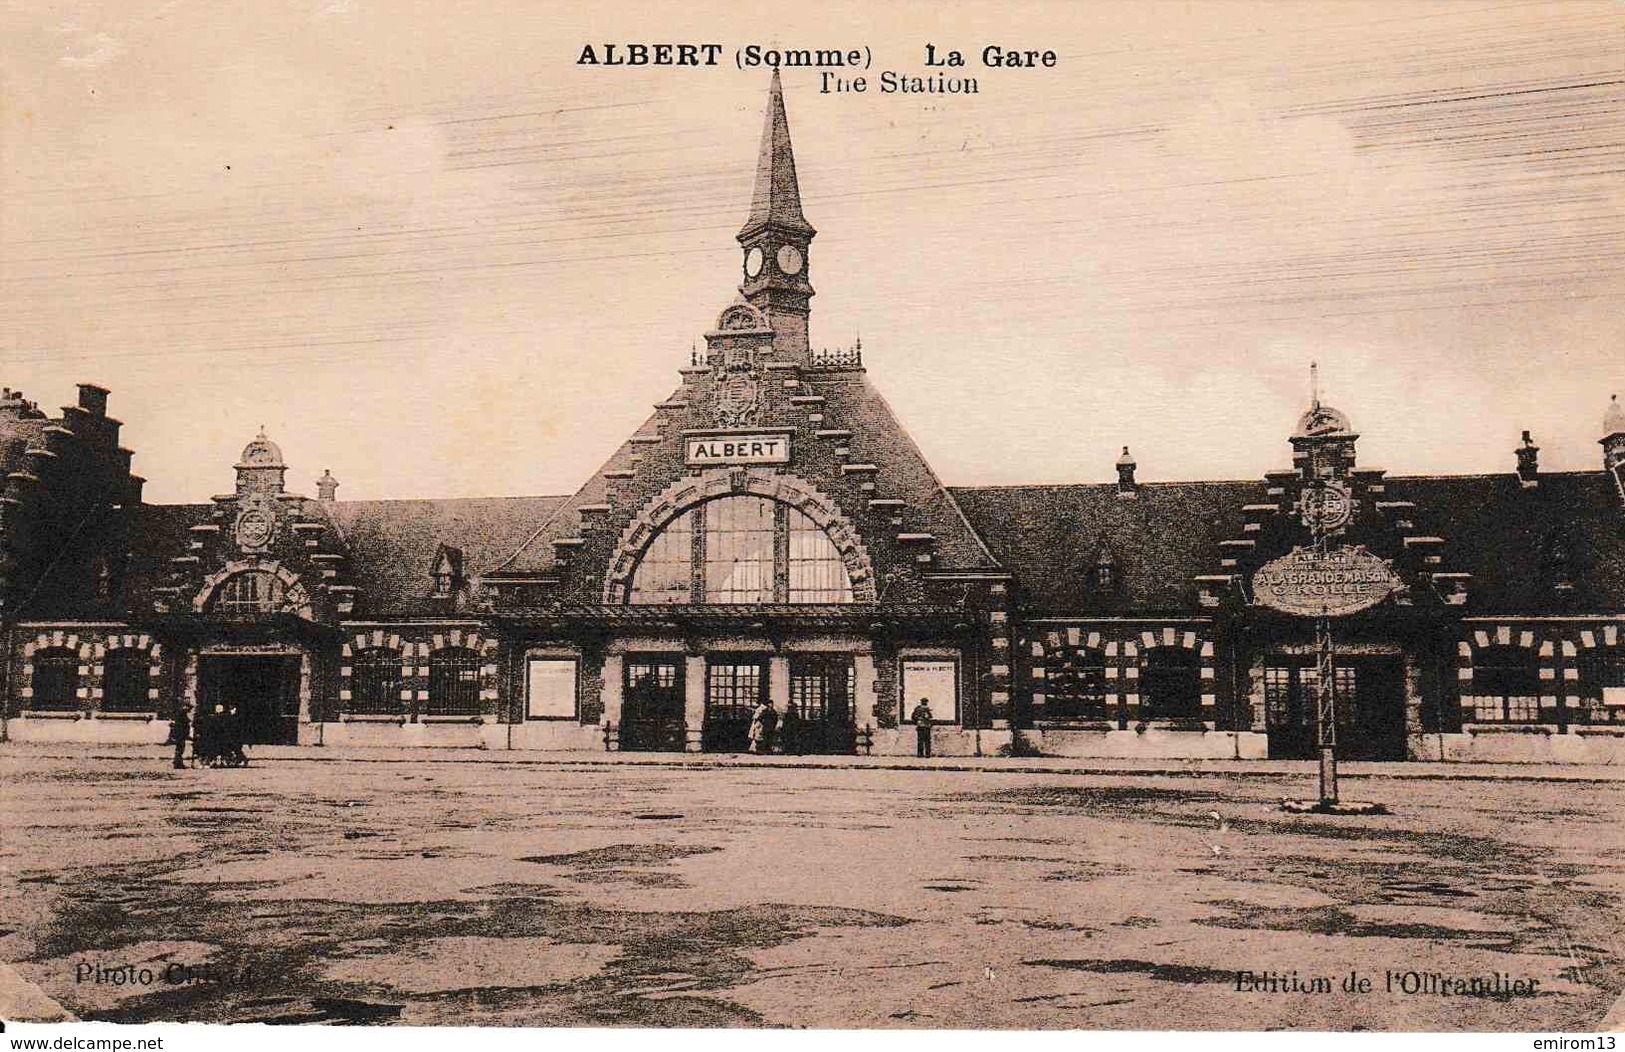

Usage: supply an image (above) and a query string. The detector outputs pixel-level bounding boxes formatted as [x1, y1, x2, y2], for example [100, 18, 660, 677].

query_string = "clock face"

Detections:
[776, 244, 804, 275]
[744, 247, 764, 278]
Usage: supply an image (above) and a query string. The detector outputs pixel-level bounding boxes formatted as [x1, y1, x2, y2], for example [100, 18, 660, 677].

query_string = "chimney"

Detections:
[77, 383, 109, 417]
[1116, 446, 1138, 499]
[1515, 430, 1539, 488]
[1603, 394, 1625, 473]
[316, 469, 339, 502]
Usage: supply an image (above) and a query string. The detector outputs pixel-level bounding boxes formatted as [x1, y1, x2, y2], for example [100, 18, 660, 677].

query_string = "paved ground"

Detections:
[2, 748, 1623, 1030]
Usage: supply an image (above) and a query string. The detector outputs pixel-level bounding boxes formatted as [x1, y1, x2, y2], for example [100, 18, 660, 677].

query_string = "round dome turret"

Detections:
[235, 428, 285, 469]
[1293, 402, 1353, 439]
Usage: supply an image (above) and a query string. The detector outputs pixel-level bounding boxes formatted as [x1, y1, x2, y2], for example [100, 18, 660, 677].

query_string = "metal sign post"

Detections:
[1252, 476, 1401, 815]
[1316, 614, 1337, 806]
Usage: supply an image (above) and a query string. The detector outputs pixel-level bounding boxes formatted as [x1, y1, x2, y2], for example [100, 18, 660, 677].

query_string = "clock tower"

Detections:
[738, 69, 816, 361]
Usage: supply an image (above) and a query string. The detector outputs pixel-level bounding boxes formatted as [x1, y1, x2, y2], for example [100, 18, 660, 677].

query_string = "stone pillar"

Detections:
[684, 655, 706, 752]
[769, 655, 790, 713]
[601, 654, 623, 729]
[854, 654, 878, 728]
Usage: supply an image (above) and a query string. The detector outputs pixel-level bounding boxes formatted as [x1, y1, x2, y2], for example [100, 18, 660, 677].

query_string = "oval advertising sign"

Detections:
[1251, 545, 1403, 618]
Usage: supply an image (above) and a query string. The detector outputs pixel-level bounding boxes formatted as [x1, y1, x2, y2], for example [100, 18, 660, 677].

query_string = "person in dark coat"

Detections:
[911, 698, 934, 758]
[198, 705, 225, 767]
[170, 706, 191, 769]
[225, 705, 247, 766]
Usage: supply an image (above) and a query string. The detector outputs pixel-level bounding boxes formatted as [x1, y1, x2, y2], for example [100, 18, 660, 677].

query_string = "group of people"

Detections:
[168, 704, 250, 769]
[742, 697, 938, 757]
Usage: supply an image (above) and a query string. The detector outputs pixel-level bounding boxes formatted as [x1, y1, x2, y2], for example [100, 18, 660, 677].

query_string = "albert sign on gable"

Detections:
[684, 430, 792, 466]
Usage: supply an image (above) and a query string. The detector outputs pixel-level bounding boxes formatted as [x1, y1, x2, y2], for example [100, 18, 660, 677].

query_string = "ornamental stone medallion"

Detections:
[234, 498, 278, 552]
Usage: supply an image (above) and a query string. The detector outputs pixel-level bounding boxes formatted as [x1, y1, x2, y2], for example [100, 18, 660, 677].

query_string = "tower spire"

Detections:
[740, 68, 814, 239]
[735, 71, 817, 360]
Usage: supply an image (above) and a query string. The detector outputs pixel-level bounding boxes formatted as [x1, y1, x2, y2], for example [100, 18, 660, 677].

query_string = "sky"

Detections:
[3, 0, 1623, 503]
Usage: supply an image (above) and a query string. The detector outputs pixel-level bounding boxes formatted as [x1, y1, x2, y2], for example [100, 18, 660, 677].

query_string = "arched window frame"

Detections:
[1044, 645, 1109, 722]
[1471, 644, 1542, 723]
[101, 648, 154, 713]
[29, 647, 81, 712]
[209, 570, 286, 616]
[349, 647, 406, 716]
[1141, 646, 1203, 721]
[628, 495, 854, 605]
[1577, 644, 1625, 725]
[426, 646, 482, 717]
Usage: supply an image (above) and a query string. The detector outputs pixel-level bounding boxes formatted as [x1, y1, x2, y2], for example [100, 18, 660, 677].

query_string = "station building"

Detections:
[4, 75, 1624, 763]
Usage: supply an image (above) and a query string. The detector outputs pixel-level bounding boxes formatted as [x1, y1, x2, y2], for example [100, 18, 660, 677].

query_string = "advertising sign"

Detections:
[1252, 545, 1403, 618]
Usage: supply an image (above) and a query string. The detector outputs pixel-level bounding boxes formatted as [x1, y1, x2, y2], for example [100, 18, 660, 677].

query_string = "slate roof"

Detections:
[951, 470, 1625, 618]
[124, 495, 566, 618]
[949, 480, 1263, 617]
[323, 496, 566, 616]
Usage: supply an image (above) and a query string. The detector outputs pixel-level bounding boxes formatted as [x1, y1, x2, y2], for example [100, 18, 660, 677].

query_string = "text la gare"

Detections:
[928, 44, 1058, 68]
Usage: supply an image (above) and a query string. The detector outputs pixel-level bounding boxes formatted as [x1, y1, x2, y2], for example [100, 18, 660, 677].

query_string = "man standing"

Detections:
[910, 697, 934, 758]
[170, 704, 191, 769]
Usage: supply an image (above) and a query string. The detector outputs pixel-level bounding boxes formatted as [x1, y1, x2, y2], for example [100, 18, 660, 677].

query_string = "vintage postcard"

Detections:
[1, 0, 1623, 1040]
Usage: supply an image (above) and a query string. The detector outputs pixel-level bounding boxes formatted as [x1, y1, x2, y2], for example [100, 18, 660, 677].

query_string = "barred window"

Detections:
[210, 571, 284, 615]
[1141, 648, 1202, 721]
[350, 648, 405, 716]
[101, 649, 153, 713]
[628, 496, 853, 605]
[30, 647, 80, 711]
[426, 647, 482, 716]
[1045, 646, 1108, 721]
[1472, 645, 1541, 723]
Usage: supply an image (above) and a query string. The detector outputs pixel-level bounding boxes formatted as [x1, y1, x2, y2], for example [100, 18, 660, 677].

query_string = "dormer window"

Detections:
[1092, 544, 1116, 592]
[430, 545, 465, 599]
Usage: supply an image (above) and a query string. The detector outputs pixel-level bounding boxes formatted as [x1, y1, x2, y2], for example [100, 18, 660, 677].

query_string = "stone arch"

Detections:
[193, 560, 313, 619]
[603, 469, 877, 604]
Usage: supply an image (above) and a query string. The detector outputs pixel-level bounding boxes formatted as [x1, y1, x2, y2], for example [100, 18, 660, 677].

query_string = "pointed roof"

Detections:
[739, 70, 815, 239]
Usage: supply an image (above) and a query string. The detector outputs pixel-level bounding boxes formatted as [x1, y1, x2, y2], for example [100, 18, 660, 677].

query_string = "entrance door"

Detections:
[785, 655, 857, 755]
[1344, 656, 1408, 761]
[702, 657, 768, 753]
[1264, 655, 1408, 761]
[621, 657, 686, 752]
[198, 655, 301, 745]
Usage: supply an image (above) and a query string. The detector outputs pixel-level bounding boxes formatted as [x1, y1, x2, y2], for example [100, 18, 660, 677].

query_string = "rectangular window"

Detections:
[706, 659, 766, 717]
[526, 658, 578, 720]
[901, 658, 958, 724]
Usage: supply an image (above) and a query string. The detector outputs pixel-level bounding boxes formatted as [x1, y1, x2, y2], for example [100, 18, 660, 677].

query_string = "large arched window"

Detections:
[209, 571, 285, 615]
[628, 496, 853, 605]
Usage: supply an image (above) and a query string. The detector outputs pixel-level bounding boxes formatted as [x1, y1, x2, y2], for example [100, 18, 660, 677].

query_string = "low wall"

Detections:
[870, 727, 1013, 757]
[3, 714, 172, 745]
[1033, 727, 1268, 760]
[303, 719, 606, 750]
[1415, 726, 1625, 764]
